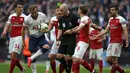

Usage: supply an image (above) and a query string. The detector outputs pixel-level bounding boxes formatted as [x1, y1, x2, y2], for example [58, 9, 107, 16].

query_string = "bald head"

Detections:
[60, 4, 68, 10]
[59, 4, 69, 16]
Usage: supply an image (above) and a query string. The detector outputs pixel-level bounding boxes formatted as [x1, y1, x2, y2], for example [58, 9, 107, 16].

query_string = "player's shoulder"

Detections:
[117, 15, 126, 20]
[9, 13, 17, 17]
[50, 16, 57, 21]
[21, 13, 27, 18]
[38, 12, 46, 16]
[70, 13, 78, 18]
[81, 16, 89, 21]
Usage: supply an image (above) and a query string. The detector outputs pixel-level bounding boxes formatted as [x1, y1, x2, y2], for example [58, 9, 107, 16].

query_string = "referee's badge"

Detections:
[62, 23, 66, 28]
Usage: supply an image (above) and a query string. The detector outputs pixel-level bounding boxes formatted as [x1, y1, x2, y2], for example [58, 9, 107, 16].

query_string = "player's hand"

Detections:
[43, 44, 50, 49]
[125, 41, 129, 48]
[1, 31, 6, 38]
[64, 29, 72, 34]
[97, 39, 102, 42]
[55, 41, 61, 47]
[40, 29, 49, 33]
[91, 35, 98, 40]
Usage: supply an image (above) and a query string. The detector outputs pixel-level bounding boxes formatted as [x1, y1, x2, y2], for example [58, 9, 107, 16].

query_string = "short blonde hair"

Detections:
[29, 5, 37, 12]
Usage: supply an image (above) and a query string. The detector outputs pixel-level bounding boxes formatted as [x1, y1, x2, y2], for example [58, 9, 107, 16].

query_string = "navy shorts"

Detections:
[29, 35, 49, 53]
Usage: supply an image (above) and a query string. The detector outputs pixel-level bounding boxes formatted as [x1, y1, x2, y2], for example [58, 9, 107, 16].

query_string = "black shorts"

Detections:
[58, 43, 76, 56]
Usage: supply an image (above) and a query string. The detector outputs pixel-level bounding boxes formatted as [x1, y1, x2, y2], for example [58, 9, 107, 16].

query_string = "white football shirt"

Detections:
[25, 12, 49, 37]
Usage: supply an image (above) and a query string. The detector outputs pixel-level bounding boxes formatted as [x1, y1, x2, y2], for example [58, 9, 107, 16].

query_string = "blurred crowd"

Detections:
[0, 0, 130, 51]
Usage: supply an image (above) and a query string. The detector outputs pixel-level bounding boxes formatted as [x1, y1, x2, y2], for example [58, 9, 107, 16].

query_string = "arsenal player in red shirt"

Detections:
[1, 2, 26, 73]
[94, 4, 128, 73]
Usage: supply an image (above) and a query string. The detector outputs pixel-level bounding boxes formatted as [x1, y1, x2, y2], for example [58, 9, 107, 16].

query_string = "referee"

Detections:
[56, 4, 79, 73]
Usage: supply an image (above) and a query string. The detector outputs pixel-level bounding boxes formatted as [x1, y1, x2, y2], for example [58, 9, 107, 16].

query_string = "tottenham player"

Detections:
[25, 5, 50, 73]
[1, 2, 26, 73]
[94, 4, 128, 73]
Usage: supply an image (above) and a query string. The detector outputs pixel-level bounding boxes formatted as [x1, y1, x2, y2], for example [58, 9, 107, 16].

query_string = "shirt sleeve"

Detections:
[50, 17, 53, 24]
[80, 17, 90, 26]
[58, 18, 63, 30]
[42, 13, 49, 23]
[120, 17, 127, 27]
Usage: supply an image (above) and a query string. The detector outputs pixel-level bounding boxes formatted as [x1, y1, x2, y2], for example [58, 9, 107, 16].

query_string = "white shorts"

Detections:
[89, 48, 103, 60]
[106, 43, 122, 57]
[49, 41, 60, 54]
[9, 36, 23, 54]
[73, 41, 89, 59]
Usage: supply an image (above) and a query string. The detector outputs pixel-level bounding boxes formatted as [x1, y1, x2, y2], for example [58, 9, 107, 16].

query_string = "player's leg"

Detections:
[27, 36, 38, 67]
[106, 44, 113, 66]
[96, 48, 103, 73]
[111, 43, 125, 73]
[57, 45, 68, 73]
[8, 36, 24, 73]
[58, 63, 64, 73]
[112, 57, 126, 73]
[73, 41, 96, 73]
[30, 61, 37, 73]
[89, 49, 96, 69]
[28, 35, 50, 67]
[48, 41, 59, 73]
[45, 60, 50, 73]
[27, 36, 39, 73]
[65, 43, 76, 73]
[72, 58, 80, 73]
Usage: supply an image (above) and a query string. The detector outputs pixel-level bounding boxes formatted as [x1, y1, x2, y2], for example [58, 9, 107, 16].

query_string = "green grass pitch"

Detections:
[0, 61, 130, 73]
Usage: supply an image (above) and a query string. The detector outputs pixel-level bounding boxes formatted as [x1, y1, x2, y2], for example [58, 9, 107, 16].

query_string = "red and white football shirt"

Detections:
[50, 16, 59, 41]
[79, 16, 91, 43]
[108, 15, 127, 44]
[7, 13, 26, 37]
[89, 28, 102, 49]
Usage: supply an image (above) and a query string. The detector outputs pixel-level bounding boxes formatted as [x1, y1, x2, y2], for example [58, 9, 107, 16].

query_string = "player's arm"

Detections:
[56, 29, 62, 41]
[96, 25, 109, 37]
[57, 19, 63, 41]
[48, 22, 53, 31]
[73, 17, 89, 32]
[91, 23, 103, 31]
[21, 23, 28, 47]
[64, 14, 79, 34]
[1, 20, 11, 38]
[122, 24, 129, 47]
[47, 19, 53, 31]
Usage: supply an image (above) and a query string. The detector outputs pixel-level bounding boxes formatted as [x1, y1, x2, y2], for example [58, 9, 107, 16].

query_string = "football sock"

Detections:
[58, 58, 67, 72]
[8, 58, 17, 73]
[30, 62, 37, 73]
[59, 64, 64, 73]
[111, 66, 116, 73]
[16, 59, 23, 71]
[50, 60, 56, 73]
[99, 60, 103, 73]
[115, 65, 123, 73]
[30, 49, 43, 60]
[81, 60, 93, 72]
[90, 59, 95, 69]
[72, 62, 80, 73]
[66, 59, 72, 73]
[46, 60, 50, 71]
